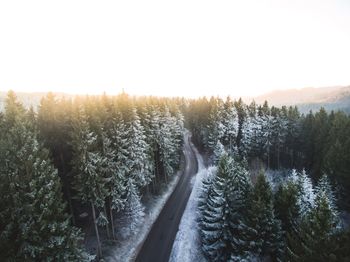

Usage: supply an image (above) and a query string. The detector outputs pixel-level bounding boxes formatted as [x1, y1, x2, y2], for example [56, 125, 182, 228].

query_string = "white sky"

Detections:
[0, 0, 350, 97]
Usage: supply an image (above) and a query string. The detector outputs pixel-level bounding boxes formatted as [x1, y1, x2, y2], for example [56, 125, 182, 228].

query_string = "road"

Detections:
[135, 132, 198, 262]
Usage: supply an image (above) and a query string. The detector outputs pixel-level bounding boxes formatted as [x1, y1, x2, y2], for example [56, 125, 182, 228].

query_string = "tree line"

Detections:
[199, 153, 350, 261]
[0, 91, 184, 260]
[185, 96, 350, 261]
[186, 97, 350, 209]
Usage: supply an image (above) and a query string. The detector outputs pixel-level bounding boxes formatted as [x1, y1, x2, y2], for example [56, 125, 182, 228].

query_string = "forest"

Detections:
[0, 91, 185, 261]
[1, 91, 350, 261]
[186, 97, 350, 261]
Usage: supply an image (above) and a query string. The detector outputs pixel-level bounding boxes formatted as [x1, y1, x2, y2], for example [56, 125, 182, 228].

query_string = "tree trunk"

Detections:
[104, 205, 111, 239]
[109, 199, 116, 240]
[60, 152, 76, 225]
[91, 201, 102, 259]
[267, 145, 270, 169]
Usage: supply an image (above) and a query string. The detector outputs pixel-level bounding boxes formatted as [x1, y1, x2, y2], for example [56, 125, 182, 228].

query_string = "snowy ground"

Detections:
[103, 170, 182, 262]
[169, 144, 207, 262]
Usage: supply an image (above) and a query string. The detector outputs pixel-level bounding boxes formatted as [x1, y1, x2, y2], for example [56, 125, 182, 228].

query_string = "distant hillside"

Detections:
[1, 86, 350, 114]
[253, 86, 350, 113]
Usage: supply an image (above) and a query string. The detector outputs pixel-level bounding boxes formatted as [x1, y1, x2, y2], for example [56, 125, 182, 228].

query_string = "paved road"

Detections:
[135, 132, 198, 262]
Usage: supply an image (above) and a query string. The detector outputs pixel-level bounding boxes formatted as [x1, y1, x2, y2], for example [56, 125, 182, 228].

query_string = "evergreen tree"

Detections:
[120, 180, 145, 238]
[99, 131, 126, 240]
[198, 166, 217, 215]
[249, 173, 284, 261]
[227, 158, 254, 261]
[315, 174, 339, 227]
[70, 105, 107, 259]
[0, 93, 89, 261]
[296, 170, 315, 218]
[221, 97, 238, 150]
[200, 154, 232, 261]
[274, 181, 300, 234]
[212, 140, 225, 165]
[207, 98, 225, 151]
[124, 107, 152, 187]
[158, 106, 178, 180]
[287, 190, 339, 261]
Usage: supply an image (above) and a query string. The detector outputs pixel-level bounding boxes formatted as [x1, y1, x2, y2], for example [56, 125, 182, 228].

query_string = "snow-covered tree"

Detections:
[200, 154, 232, 261]
[198, 166, 217, 214]
[296, 170, 315, 218]
[207, 99, 225, 151]
[124, 106, 152, 187]
[227, 157, 254, 261]
[315, 174, 339, 227]
[120, 180, 145, 238]
[287, 190, 339, 261]
[241, 114, 262, 158]
[212, 140, 225, 165]
[274, 180, 300, 234]
[70, 105, 107, 258]
[0, 94, 90, 260]
[260, 114, 274, 168]
[221, 97, 239, 151]
[99, 131, 127, 240]
[249, 173, 284, 261]
[158, 106, 178, 180]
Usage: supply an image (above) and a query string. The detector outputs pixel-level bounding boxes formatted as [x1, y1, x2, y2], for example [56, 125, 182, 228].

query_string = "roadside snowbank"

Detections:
[104, 170, 181, 262]
[169, 145, 207, 262]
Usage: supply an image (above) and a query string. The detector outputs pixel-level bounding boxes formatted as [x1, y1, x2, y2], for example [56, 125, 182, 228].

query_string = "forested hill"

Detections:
[252, 85, 350, 113]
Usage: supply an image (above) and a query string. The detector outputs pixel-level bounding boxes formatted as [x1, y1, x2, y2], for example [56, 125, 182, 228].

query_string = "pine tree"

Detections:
[207, 98, 225, 151]
[70, 105, 107, 259]
[142, 105, 161, 189]
[315, 174, 339, 227]
[198, 166, 217, 215]
[241, 114, 260, 157]
[120, 180, 145, 238]
[249, 173, 284, 261]
[274, 181, 300, 234]
[296, 170, 315, 218]
[271, 112, 288, 169]
[212, 140, 225, 165]
[287, 190, 339, 261]
[158, 106, 178, 180]
[227, 157, 254, 261]
[124, 107, 152, 187]
[99, 131, 126, 240]
[260, 114, 274, 169]
[221, 97, 238, 151]
[0, 94, 90, 261]
[200, 155, 231, 261]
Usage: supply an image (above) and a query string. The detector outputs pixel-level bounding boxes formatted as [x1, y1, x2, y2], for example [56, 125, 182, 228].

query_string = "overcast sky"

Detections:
[0, 0, 350, 97]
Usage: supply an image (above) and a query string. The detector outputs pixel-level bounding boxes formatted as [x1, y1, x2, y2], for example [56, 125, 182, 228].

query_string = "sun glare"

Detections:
[0, 0, 350, 97]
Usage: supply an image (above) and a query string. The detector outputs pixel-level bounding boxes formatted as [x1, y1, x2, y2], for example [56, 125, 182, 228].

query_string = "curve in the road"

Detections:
[135, 133, 198, 262]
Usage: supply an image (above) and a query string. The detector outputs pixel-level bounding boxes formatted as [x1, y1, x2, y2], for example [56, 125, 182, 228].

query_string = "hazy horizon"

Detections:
[1, 84, 349, 99]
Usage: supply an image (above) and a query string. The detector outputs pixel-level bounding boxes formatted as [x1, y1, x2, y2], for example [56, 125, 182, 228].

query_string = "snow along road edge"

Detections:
[169, 143, 207, 262]
[128, 131, 193, 262]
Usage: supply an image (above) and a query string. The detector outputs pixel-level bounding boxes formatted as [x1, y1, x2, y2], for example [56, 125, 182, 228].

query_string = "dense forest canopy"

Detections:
[0, 91, 349, 261]
[0, 91, 185, 260]
[185, 96, 350, 261]
[186, 97, 350, 204]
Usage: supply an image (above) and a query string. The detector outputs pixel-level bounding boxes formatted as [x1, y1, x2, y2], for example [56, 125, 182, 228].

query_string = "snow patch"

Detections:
[169, 145, 207, 262]
[104, 170, 182, 262]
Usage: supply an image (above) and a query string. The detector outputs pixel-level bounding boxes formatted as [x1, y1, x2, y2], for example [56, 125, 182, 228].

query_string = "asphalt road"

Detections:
[135, 132, 198, 262]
